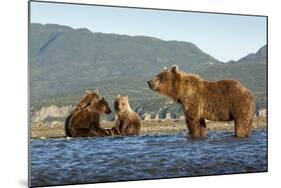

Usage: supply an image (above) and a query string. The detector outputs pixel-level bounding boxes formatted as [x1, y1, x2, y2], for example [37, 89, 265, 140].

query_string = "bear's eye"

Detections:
[122, 103, 125, 105]
[157, 76, 163, 82]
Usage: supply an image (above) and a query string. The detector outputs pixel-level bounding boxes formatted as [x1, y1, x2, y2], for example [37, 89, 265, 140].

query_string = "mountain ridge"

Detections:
[236, 45, 267, 64]
[30, 23, 267, 113]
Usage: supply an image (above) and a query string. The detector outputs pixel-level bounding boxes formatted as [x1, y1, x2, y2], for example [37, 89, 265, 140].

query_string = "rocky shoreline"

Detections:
[30, 117, 267, 139]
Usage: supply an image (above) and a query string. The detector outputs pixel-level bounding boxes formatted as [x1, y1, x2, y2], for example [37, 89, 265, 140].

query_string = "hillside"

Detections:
[236, 45, 267, 64]
[200, 45, 267, 108]
[30, 23, 267, 119]
[30, 23, 220, 101]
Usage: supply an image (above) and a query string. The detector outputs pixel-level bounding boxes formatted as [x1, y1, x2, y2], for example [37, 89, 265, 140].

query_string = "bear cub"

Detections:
[65, 89, 100, 137]
[69, 97, 112, 137]
[111, 95, 141, 136]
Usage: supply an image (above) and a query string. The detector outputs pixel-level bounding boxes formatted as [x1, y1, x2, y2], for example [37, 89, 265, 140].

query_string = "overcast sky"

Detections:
[30, 1, 267, 62]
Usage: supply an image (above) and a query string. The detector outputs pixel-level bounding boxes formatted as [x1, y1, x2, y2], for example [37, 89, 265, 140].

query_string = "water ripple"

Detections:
[30, 130, 267, 187]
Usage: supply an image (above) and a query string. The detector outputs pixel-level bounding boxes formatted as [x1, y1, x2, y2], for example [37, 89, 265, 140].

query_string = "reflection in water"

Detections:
[30, 131, 267, 187]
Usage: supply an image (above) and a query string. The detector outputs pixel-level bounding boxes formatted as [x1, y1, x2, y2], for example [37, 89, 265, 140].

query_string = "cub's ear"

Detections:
[85, 89, 92, 94]
[125, 95, 128, 99]
[117, 94, 120, 97]
[94, 88, 99, 95]
[163, 66, 168, 70]
[171, 64, 179, 74]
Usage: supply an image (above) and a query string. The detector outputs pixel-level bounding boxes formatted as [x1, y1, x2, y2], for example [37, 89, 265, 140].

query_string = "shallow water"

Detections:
[30, 130, 267, 187]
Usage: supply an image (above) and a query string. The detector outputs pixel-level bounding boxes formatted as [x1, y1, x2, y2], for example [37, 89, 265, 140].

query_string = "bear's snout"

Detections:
[147, 80, 152, 88]
[148, 80, 157, 91]
[106, 108, 112, 114]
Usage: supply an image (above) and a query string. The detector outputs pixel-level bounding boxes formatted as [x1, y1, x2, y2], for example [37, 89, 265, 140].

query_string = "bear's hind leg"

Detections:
[233, 99, 254, 137]
[199, 118, 207, 137]
[243, 117, 253, 137]
[234, 117, 253, 137]
[70, 128, 78, 137]
[76, 128, 91, 137]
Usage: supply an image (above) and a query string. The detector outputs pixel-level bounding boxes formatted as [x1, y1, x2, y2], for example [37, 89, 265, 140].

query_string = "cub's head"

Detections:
[77, 89, 100, 110]
[96, 97, 112, 114]
[147, 65, 179, 97]
[114, 95, 131, 113]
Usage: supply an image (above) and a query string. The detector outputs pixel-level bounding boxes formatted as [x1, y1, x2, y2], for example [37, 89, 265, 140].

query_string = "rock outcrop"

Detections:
[32, 105, 73, 123]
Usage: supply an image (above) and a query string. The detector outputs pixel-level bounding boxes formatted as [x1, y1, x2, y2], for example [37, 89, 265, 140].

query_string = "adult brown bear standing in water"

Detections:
[68, 97, 112, 137]
[64, 89, 100, 137]
[148, 65, 255, 138]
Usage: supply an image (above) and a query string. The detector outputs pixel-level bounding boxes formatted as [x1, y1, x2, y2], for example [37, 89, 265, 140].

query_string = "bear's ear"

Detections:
[163, 66, 168, 70]
[94, 88, 99, 95]
[117, 94, 120, 97]
[125, 95, 128, 99]
[171, 65, 179, 74]
[85, 89, 92, 94]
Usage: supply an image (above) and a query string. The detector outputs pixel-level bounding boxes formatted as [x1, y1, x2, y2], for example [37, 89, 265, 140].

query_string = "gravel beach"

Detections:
[30, 117, 267, 139]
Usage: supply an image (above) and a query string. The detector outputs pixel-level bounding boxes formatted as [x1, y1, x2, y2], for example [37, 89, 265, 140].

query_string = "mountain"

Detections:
[30, 23, 267, 117]
[236, 45, 267, 64]
[199, 45, 267, 109]
[30, 23, 221, 105]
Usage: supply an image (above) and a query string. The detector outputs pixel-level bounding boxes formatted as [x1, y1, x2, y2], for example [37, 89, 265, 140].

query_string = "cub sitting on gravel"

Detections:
[69, 97, 112, 137]
[65, 89, 100, 137]
[111, 95, 141, 136]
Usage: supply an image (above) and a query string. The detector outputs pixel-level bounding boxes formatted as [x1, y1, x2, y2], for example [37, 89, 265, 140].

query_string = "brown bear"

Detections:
[148, 65, 255, 138]
[111, 95, 141, 136]
[64, 89, 100, 137]
[68, 97, 112, 137]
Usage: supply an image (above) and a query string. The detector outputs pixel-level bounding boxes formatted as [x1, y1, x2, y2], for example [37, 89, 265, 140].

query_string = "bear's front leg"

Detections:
[185, 116, 202, 137]
[111, 127, 120, 135]
[105, 129, 112, 136]
[112, 119, 121, 135]
[186, 118, 206, 137]
[120, 119, 130, 136]
[183, 105, 204, 137]
[97, 127, 110, 137]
